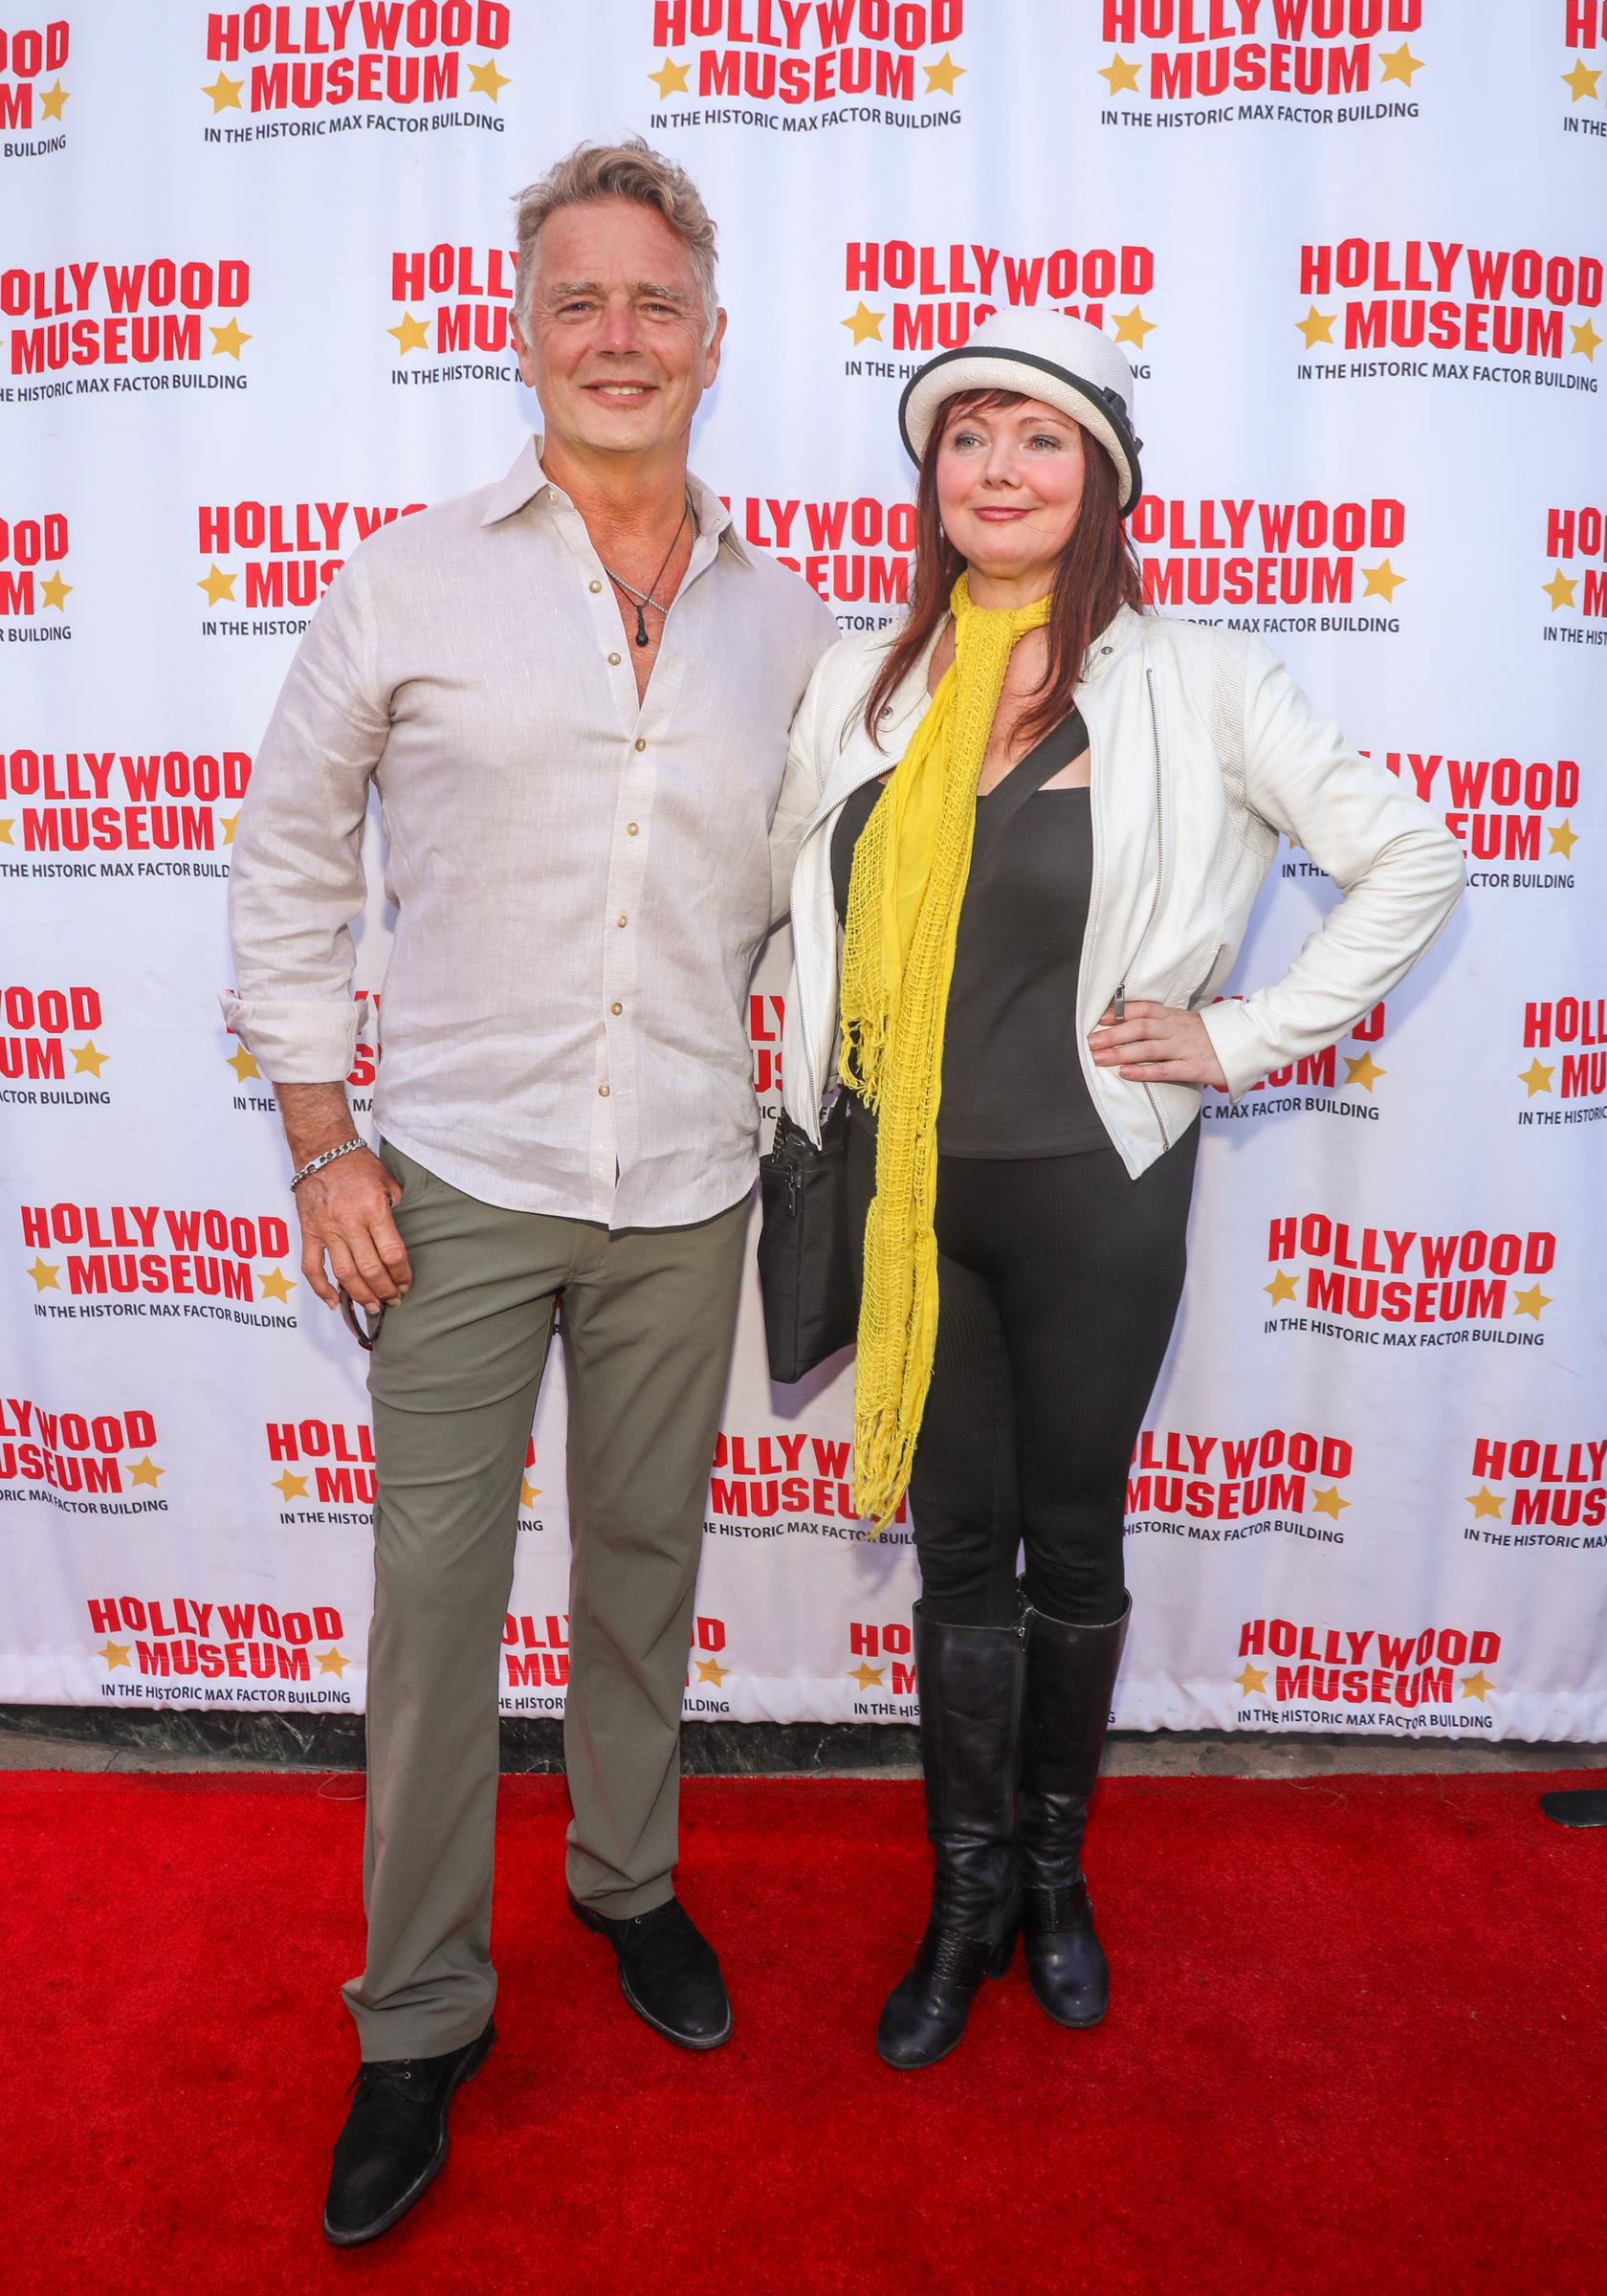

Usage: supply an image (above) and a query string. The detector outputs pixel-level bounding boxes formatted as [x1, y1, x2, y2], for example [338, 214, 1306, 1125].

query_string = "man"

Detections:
[226, 140, 836, 2246]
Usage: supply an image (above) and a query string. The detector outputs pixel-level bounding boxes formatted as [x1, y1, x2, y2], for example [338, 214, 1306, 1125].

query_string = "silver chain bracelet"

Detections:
[289, 1136, 364, 1190]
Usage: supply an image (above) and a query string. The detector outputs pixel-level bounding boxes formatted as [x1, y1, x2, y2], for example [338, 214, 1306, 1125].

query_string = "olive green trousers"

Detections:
[341, 1142, 748, 2059]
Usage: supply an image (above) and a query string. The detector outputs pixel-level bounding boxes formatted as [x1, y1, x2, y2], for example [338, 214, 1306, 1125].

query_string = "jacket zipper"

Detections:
[1110, 668, 1172, 1152]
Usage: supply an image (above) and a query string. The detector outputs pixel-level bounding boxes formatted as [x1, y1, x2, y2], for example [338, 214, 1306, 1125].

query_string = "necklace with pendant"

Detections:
[600, 492, 694, 648]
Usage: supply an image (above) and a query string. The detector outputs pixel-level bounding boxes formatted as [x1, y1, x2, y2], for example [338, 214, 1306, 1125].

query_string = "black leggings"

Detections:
[848, 1117, 1200, 1629]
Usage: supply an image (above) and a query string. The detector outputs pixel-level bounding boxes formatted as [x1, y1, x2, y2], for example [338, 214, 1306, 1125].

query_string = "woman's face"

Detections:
[934, 395, 1087, 596]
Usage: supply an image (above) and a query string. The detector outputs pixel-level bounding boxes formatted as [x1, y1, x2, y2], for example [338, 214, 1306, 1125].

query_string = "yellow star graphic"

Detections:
[316, 1645, 349, 1675]
[1378, 41, 1423, 84]
[209, 317, 251, 359]
[1310, 1485, 1350, 1521]
[1361, 559, 1405, 601]
[1543, 567, 1576, 610]
[0, 819, 11, 844]
[848, 1660, 885, 1691]
[842, 300, 885, 346]
[695, 1656, 729, 1687]
[127, 1455, 164, 1489]
[1549, 818, 1578, 858]
[1344, 1049, 1386, 1092]
[202, 70, 243, 112]
[197, 563, 235, 606]
[98, 1638, 131, 1669]
[1461, 1669, 1495, 1703]
[71, 1039, 108, 1076]
[258, 1265, 296, 1303]
[1563, 57, 1600, 101]
[1512, 1282, 1551, 1320]
[1098, 52, 1141, 94]
[39, 569, 72, 610]
[226, 1044, 259, 1083]
[1519, 1054, 1554, 1096]
[924, 51, 965, 95]
[1466, 1486, 1505, 1520]
[387, 310, 430, 356]
[272, 1468, 308, 1501]
[27, 1256, 59, 1292]
[39, 79, 68, 121]
[519, 1477, 540, 1510]
[1573, 318, 1602, 361]
[468, 57, 510, 99]
[1296, 304, 1336, 348]
[219, 810, 240, 845]
[648, 53, 690, 97]
[1235, 1662, 1268, 1695]
[1112, 304, 1154, 348]
[1265, 1269, 1299, 1306]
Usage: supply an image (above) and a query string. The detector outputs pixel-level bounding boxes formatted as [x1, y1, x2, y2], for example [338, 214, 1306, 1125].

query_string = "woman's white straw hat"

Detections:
[897, 310, 1144, 517]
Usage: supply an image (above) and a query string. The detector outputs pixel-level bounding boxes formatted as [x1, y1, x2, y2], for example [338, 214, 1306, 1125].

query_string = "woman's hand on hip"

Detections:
[1089, 1001, 1228, 1090]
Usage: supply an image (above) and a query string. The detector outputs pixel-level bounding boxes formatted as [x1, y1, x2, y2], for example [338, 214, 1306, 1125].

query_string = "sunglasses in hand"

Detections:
[338, 1286, 386, 1351]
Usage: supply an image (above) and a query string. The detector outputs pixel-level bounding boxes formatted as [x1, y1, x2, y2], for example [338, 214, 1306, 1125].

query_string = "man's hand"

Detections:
[275, 1079, 412, 1312]
[1089, 1001, 1229, 1090]
[296, 1146, 412, 1312]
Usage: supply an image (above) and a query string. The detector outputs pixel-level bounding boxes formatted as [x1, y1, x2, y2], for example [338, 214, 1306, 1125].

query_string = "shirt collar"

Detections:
[479, 435, 750, 566]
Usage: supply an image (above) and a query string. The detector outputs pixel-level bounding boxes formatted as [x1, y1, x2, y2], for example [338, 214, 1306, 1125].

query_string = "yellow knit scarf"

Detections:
[839, 573, 1052, 1529]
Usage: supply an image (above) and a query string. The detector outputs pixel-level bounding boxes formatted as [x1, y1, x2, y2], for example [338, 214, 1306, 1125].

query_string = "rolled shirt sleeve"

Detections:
[223, 555, 390, 1082]
[1199, 636, 1465, 1100]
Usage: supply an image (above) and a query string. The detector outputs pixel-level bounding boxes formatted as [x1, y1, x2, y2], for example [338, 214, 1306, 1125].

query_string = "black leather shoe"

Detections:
[568, 1891, 733, 2049]
[1018, 1592, 1130, 2028]
[875, 1606, 1024, 2071]
[322, 2020, 495, 2248]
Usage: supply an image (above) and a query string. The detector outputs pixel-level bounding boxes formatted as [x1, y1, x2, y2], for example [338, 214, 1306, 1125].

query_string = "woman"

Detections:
[774, 310, 1464, 2070]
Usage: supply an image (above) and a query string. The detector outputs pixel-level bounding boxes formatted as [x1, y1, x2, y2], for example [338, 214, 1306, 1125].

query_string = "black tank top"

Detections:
[829, 712, 1106, 1159]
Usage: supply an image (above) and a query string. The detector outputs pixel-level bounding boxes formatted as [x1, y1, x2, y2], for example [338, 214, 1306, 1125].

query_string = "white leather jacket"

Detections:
[770, 604, 1464, 1179]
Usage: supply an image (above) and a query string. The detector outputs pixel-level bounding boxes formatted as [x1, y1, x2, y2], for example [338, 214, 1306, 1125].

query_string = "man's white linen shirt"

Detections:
[226, 439, 838, 1227]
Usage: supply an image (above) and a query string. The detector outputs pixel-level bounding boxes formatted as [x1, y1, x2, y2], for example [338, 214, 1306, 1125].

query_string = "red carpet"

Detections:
[5, 1767, 1605, 2295]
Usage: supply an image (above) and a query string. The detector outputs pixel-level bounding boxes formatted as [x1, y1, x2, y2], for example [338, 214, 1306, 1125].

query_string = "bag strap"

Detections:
[969, 708, 1088, 876]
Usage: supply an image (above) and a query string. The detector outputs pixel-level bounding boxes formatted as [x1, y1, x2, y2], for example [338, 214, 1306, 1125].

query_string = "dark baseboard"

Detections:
[0, 1702, 918, 1774]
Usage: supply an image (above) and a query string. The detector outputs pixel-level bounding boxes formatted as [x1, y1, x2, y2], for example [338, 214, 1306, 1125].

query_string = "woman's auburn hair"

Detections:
[863, 388, 1145, 748]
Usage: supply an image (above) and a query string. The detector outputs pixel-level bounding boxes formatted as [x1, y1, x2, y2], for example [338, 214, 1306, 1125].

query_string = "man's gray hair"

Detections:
[513, 138, 719, 342]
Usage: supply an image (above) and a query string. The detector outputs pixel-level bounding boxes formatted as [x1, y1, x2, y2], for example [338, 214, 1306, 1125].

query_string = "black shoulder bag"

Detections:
[757, 718, 1085, 1384]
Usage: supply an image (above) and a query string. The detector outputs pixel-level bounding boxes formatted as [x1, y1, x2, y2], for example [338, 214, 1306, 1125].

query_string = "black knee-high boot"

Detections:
[875, 1604, 1024, 2070]
[1016, 1592, 1131, 2027]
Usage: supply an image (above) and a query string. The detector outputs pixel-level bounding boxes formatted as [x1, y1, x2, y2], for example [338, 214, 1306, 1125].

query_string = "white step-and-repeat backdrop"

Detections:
[3, 2, 1602, 1738]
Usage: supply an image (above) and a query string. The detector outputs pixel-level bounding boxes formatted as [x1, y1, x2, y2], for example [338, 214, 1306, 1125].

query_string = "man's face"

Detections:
[514, 197, 724, 462]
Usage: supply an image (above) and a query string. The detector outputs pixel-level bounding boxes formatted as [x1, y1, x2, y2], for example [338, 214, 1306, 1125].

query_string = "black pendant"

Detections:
[634, 607, 649, 648]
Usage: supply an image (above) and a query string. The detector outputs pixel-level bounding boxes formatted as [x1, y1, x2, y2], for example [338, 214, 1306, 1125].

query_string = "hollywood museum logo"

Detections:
[1262, 1210, 1558, 1350]
[200, 3, 512, 141]
[645, 0, 966, 124]
[0, 742, 249, 876]
[1094, 0, 1427, 123]
[0, 15, 71, 158]
[1291, 237, 1599, 391]
[839, 235, 1159, 372]
[0, 1398, 166, 1515]
[1, 255, 253, 402]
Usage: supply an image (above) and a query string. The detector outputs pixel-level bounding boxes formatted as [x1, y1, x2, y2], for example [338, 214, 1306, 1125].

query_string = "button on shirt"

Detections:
[225, 440, 838, 1227]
